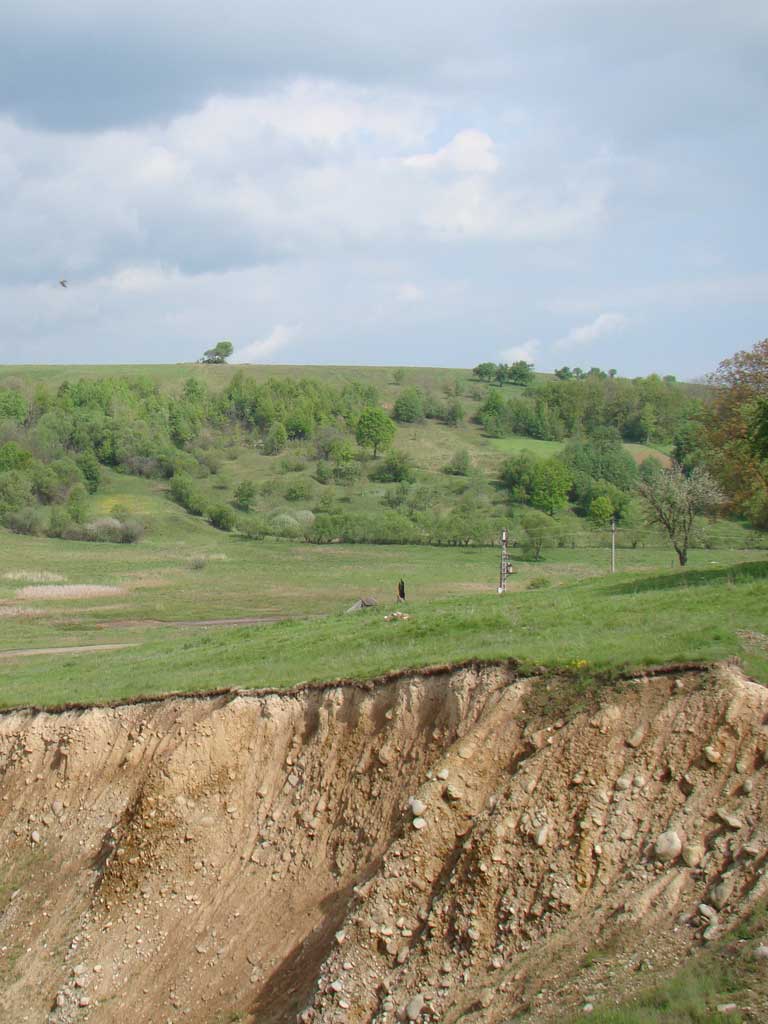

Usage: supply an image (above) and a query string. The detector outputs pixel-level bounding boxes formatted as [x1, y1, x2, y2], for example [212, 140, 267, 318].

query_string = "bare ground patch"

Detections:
[15, 584, 126, 600]
[3, 571, 66, 583]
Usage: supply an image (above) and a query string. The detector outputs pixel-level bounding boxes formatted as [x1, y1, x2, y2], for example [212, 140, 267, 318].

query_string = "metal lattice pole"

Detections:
[498, 528, 510, 593]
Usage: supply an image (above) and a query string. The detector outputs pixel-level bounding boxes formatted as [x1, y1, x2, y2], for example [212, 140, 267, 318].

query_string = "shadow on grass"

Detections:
[607, 559, 768, 596]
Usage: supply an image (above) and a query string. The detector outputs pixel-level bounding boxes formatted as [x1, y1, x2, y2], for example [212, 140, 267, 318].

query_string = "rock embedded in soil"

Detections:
[654, 830, 682, 862]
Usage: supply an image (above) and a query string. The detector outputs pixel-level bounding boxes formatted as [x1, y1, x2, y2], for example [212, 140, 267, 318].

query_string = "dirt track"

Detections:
[0, 643, 137, 659]
[1, 662, 767, 1023]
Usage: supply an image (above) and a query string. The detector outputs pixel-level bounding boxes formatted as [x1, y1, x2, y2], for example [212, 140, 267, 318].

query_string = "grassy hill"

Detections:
[0, 360, 763, 710]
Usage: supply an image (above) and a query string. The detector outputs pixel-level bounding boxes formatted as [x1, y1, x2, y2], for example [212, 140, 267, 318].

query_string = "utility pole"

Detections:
[498, 527, 513, 593]
[611, 517, 616, 574]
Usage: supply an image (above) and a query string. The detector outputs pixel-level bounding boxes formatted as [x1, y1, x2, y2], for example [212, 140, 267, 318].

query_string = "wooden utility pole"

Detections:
[611, 517, 616, 574]
[498, 528, 514, 593]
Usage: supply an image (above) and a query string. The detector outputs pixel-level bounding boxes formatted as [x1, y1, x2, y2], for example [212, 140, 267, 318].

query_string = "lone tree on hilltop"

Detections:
[355, 406, 395, 457]
[201, 340, 234, 364]
[638, 464, 722, 567]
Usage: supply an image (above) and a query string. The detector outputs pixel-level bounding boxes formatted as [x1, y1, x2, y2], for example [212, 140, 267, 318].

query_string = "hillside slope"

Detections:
[1, 662, 767, 1023]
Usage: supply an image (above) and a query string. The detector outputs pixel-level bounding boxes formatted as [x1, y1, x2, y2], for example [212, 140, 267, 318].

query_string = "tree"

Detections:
[589, 495, 614, 526]
[530, 459, 572, 516]
[392, 368, 406, 386]
[201, 341, 234, 364]
[355, 407, 395, 457]
[750, 399, 768, 461]
[393, 388, 425, 423]
[638, 464, 722, 566]
[554, 366, 573, 380]
[473, 362, 496, 382]
[519, 510, 560, 560]
[494, 363, 509, 386]
[507, 361, 535, 386]
[704, 338, 768, 519]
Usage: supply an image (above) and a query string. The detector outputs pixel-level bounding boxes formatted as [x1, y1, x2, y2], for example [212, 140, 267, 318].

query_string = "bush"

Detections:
[370, 450, 415, 483]
[233, 480, 257, 511]
[169, 473, 208, 517]
[263, 421, 288, 455]
[284, 479, 312, 502]
[208, 504, 237, 531]
[270, 512, 303, 538]
[392, 388, 425, 423]
[238, 513, 269, 540]
[6, 505, 47, 536]
[315, 461, 332, 484]
[444, 449, 471, 476]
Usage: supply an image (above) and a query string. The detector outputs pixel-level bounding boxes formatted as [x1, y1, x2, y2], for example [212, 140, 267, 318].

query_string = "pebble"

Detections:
[437, 768, 449, 780]
[583, 1003, 594, 1014]
[406, 994, 425, 1020]
[704, 746, 721, 764]
[716, 809, 743, 830]
[30, 830, 41, 845]
[654, 830, 682, 862]
[710, 878, 735, 911]
[535, 825, 549, 847]
[716, 1004, 738, 1014]
[682, 843, 704, 867]
[753, 945, 768, 959]
[627, 725, 646, 748]
[409, 798, 426, 817]
[412, 817, 427, 830]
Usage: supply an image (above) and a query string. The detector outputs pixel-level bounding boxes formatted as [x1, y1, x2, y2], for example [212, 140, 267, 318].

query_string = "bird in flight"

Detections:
[59, 279, 68, 288]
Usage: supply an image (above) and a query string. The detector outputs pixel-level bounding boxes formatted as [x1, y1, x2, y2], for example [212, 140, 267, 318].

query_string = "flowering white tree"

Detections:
[638, 464, 723, 566]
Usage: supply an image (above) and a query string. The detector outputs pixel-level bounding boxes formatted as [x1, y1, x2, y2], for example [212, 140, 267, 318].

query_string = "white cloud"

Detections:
[500, 339, 540, 363]
[234, 324, 298, 363]
[403, 130, 500, 174]
[396, 283, 425, 303]
[554, 312, 629, 351]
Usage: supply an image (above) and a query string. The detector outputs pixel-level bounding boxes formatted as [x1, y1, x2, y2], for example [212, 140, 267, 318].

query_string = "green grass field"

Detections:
[2, 542, 766, 707]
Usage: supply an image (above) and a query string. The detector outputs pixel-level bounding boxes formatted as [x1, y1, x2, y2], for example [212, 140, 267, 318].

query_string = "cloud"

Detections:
[234, 324, 298, 363]
[500, 339, 540, 363]
[396, 283, 425, 303]
[403, 130, 500, 174]
[554, 313, 629, 351]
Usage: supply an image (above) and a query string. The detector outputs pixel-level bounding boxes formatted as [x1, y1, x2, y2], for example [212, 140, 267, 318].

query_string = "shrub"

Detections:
[238, 513, 269, 540]
[444, 449, 471, 476]
[208, 504, 237, 531]
[270, 512, 303, 538]
[315, 461, 332, 484]
[6, 505, 47, 536]
[263, 421, 288, 455]
[233, 480, 257, 511]
[392, 388, 425, 423]
[169, 473, 208, 517]
[370, 450, 415, 483]
[284, 479, 312, 502]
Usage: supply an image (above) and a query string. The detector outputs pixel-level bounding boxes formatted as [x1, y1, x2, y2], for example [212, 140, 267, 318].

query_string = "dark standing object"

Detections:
[397, 578, 406, 602]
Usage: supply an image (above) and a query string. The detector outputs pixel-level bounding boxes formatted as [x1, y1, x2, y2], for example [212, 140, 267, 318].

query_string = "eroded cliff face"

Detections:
[1, 663, 767, 1024]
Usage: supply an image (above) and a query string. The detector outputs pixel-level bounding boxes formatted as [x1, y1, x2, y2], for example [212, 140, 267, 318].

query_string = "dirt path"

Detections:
[104, 615, 288, 628]
[0, 643, 138, 659]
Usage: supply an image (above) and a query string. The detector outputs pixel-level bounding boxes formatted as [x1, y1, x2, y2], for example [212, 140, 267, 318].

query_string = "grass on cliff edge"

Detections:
[0, 559, 766, 709]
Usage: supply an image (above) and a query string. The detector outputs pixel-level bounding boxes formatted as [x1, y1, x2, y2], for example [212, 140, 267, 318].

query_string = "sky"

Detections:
[0, 1, 766, 378]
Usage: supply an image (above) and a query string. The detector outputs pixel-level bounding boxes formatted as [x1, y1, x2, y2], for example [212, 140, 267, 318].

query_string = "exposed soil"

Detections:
[1, 662, 767, 1023]
[0, 644, 138, 660]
